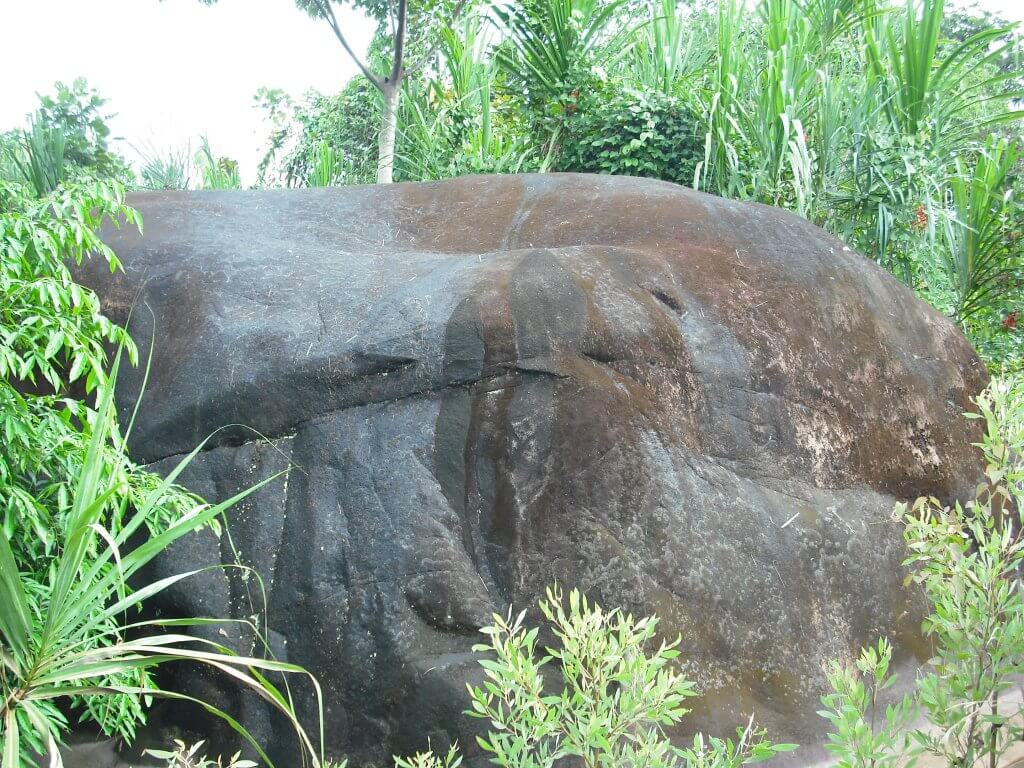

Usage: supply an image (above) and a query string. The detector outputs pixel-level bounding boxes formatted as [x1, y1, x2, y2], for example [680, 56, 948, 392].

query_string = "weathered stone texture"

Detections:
[83, 174, 987, 765]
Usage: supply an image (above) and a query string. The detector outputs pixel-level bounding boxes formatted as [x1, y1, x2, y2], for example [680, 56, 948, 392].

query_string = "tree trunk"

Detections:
[377, 83, 400, 184]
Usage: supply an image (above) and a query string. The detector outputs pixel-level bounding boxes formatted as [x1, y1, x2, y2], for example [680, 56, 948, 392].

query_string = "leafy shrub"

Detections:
[466, 585, 795, 768]
[0, 173, 310, 759]
[0, 178, 145, 565]
[137, 145, 192, 190]
[195, 137, 241, 189]
[33, 78, 129, 180]
[394, 745, 461, 768]
[900, 375, 1024, 765]
[559, 87, 704, 185]
[0, 161, 324, 763]
[0, 354, 322, 767]
[822, 375, 1024, 767]
[818, 639, 915, 768]
[147, 738, 258, 768]
[261, 81, 381, 188]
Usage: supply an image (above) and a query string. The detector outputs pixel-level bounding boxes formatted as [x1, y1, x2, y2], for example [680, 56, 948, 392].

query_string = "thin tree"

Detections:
[305, 0, 408, 183]
[192, 0, 470, 183]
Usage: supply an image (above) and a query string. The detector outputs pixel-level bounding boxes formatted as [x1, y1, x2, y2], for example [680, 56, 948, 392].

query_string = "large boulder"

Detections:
[84, 174, 986, 765]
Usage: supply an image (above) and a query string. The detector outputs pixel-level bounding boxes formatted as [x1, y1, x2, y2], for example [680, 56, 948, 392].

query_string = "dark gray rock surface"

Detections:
[82, 173, 987, 765]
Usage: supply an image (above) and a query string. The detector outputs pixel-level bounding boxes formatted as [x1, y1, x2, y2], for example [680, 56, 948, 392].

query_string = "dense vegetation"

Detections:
[0, 136, 322, 766]
[241, 0, 1024, 373]
[2, 0, 1024, 765]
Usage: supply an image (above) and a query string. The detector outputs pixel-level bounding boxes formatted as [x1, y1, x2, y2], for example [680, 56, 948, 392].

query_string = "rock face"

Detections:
[84, 174, 986, 765]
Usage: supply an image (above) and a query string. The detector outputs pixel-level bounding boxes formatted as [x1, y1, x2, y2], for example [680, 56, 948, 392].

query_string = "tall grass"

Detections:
[265, 0, 1023, 363]
[437, 11, 492, 105]
[0, 353, 324, 767]
[694, 0, 1022, 292]
[195, 137, 241, 190]
[307, 140, 348, 186]
[625, 0, 711, 96]
[937, 137, 1021, 323]
[7, 120, 67, 196]
[697, 0, 750, 198]
[864, 0, 1022, 146]
[137, 145, 191, 191]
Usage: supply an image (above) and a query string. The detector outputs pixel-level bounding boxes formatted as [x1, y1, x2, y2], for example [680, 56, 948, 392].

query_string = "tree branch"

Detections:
[390, 0, 408, 83]
[402, 0, 473, 77]
[387, 0, 398, 36]
[316, 0, 384, 91]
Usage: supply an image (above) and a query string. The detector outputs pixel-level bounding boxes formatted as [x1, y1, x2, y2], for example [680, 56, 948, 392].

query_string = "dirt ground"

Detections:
[58, 740, 1024, 768]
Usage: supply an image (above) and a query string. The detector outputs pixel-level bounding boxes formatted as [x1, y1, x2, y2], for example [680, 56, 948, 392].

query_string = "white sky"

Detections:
[1, 0, 376, 185]
[2, 0, 1022, 185]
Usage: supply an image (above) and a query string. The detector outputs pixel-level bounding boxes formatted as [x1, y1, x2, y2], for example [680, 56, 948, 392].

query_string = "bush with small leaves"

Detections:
[394, 744, 461, 768]
[817, 639, 915, 768]
[822, 376, 1024, 768]
[146, 739, 258, 768]
[676, 721, 800, 768]
[31, 78, 130, 181]
[466, 585, 796, 768]
[901, 375, 1024, 766]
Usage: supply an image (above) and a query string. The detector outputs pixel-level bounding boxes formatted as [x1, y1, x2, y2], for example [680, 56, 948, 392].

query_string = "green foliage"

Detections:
[494, 0, 631, 139]
[0, 177, 135, 404]
[0, 149, 324, 764]
[822, 376, 1024, 768]
[698, 0, 843, 209]
[5, 121, 67, 196]
[818, 639, 915, 768]
[0, 175, 191, 745]
[674, 724, 798, 768]
[863, 0, 1021, 145]
[466, 585, 796, 768]
[396, 78, 540, 180]
[147, 739, 259, 768]
[0, 171, 260, 753]
[698, 0, 750, 200]
[695, 0, 1023, 224]
[686, 0, 1024, 358]
[395, 85, 464, 180]
[0, 354, 324, 768]
[260, 82, 381, 187]
[32, 78, 128, 180]
[559, 87, 703, 185]
[253, 87, 295, 187]
[393, 744, 461, 768]
[0, 80, 334, 766]
[195, 137, 241, 189]
[944, 4, 1024, 91]
[137, 145, 191, 191]
[393, 12, 545, 180]
[308, 141, 349, 187]
[899, 376, 1024, 766]
[624, 0, 711, 96]
[238, 0, 476, 182]
[934, 137, 1021, 324]
[437, 11, 491, 105]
